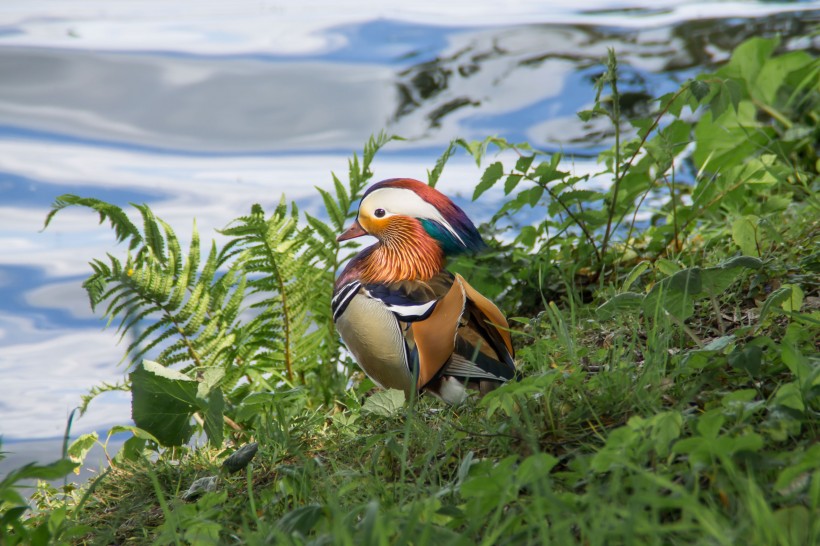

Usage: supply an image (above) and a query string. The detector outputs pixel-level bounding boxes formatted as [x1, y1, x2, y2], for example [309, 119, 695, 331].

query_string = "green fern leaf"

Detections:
[135, 204, 166, 263]
[45, 195, 141, 248]
[317, 187, 345, 229]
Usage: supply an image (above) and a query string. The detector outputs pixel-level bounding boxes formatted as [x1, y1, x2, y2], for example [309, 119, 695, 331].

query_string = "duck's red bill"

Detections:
[337, 219, 367, 242]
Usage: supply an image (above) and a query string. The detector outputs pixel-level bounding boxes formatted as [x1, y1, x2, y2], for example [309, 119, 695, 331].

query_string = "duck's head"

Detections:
[337, 178, 485, 256]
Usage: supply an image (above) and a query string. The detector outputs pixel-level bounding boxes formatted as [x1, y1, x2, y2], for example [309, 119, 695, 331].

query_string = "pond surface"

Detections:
[1, 1, 818, 475]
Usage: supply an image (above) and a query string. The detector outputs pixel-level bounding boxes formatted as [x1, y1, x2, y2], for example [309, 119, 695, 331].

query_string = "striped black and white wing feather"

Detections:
[362, 282, 438, 322]
[331, 280, 361, 322]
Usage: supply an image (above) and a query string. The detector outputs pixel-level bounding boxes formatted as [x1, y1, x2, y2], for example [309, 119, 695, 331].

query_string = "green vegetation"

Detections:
[2, 37, 818, 545]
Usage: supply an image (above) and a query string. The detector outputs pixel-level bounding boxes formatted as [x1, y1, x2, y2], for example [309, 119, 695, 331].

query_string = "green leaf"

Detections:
[108, 426, 160, 461]
[655, 258, 681, 277]
[773, 506, 812, 546]
[724, 37, 778, 83]
[234, 392, 282, 422]
[631, 117, 654, 139]
[591, 426, 640, 472]
[278, 504, 326, 535]
[668, 267, 702, 295]
[660, 91, 685, 117]
[130, 361, 197, 446]
[775, 444, 820, 492]
[644, 257, 762, 321]
[773, 382, 804, 413]
[457, 138, 488, 166]
[650, 411, 683, 458]
[516, 453, 558, 486]
[316, 187, 345, 230]
[460, 455, 518, 503]
[689, 80, 710, 102]
[780, 284, 804, 312]
[534, 156, 566, 185]
[703, 335, 736, 352]
[116, 436, 148, 461]
[597, 292, 644, 320]
[428, 141, 457, 188]
[577, 109, 595, 122]
[701, 256, 763, 296]
[456, 451, 476, 485]
[203, 388, 225, 447]
[759, 286, 793, 325]
[473, 161, 505, 200]
[717, 256, 764, 270]
[728, 344, 763, 376]
[781, 339, 811, 378]
[623, 261, 650, 291]
[198, 367, 225, 397]
[755, 50, 811, 104]
[108, 424, 160, 442]
[696, 100, 769, 170]
[643, 268, 700, 320]
[525, 186, 544, 207]
[0, 506, 28, 526]
[514, 155, 535, 173]
[557, 190, 604, 204]
[504, 174, 523, 195]
[516, 225, 537, 248]
[130, 360, 224, 447]
[0, 459, 79, 489]
[732, 216, 761, 256]
[681, 336, 736, 371]
[67, 433, 98, 470]
[361, 389, 405, 416]
[696, 410, 725, 439]
[136, 204, 166, 262]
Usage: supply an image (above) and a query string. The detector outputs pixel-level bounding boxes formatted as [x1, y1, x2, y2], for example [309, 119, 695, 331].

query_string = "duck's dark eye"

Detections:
[374, 208, 386, 218]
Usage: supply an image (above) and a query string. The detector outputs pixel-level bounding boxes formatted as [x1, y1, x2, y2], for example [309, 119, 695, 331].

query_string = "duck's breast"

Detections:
[335, 292, 414, 394]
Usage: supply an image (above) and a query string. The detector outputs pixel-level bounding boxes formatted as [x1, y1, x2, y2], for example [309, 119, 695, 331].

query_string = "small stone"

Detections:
[182, 476, 218, 501]
[222, 442, 259, 473]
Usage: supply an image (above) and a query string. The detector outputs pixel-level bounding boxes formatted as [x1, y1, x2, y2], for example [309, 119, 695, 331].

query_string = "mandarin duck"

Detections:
[332, 178, 516, 404]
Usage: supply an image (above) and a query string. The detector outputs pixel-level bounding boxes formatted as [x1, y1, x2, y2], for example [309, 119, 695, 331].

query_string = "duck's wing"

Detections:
[408, 273, 516, 389]
[437, 274, 516, 384]
[360, 279, 440, 322]
[333, 274, 443, 325]
[458, 274, 515, 366]
[331, 280, 362, 322]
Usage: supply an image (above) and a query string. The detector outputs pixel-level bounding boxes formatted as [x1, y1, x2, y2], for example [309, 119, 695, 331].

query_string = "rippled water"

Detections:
[1, 1, 818, 474]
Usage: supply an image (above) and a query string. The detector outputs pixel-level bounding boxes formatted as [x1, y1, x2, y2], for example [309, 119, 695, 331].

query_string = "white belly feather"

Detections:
[335, 294, 414, 394]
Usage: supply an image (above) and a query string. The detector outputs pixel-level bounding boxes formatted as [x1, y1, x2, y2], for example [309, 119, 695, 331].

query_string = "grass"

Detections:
[39, 210, 818, 545]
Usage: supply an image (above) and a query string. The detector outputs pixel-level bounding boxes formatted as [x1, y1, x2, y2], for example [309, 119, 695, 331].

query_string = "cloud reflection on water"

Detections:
[0, 313, 130, 439]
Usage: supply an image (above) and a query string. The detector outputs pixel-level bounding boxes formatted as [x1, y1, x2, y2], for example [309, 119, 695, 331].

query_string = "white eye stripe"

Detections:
[361, 188, 465, 245]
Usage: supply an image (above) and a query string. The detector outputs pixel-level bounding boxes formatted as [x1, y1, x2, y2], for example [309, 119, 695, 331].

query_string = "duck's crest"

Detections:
[364, 178, 486, 255]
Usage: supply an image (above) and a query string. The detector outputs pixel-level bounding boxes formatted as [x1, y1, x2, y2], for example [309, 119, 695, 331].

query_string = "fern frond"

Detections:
[317, 187, 346, 230]
[126, 323, 178, 362]
[78, 380, 131, 415]
[44, 195, 142, 249]
[45, 198, 250, 378]
[134, 204, 166, 263]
